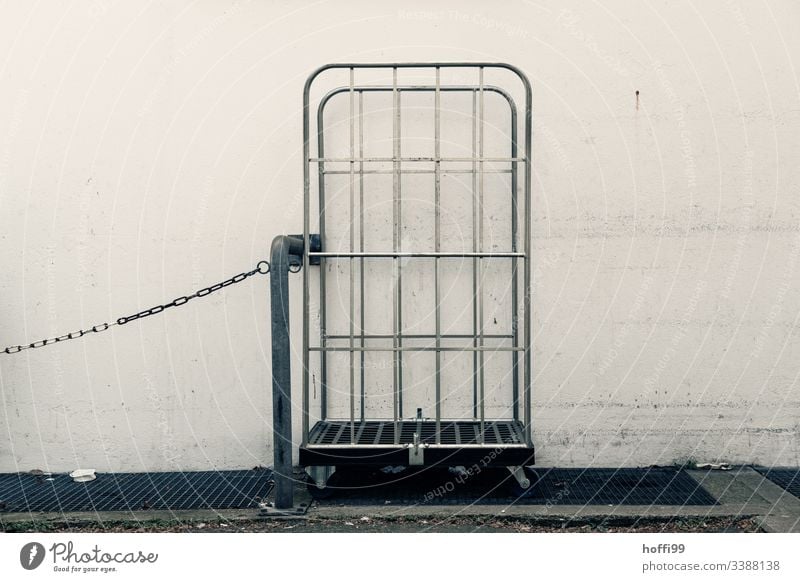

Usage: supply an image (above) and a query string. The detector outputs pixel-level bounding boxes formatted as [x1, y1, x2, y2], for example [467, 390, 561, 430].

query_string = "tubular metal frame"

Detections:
[300, 63, 533, 474]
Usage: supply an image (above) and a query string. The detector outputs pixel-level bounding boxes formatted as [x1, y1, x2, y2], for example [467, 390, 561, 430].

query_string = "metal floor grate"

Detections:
[307, 420, 527, 446]
[754, 467, 800, 499]
[0, 469, 272, 513]
[315, 467, 718, 506]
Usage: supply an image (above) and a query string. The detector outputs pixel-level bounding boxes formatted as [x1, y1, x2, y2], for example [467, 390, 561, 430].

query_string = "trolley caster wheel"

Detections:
[305, 472, 339, 500]
[509, 466, 539, 497]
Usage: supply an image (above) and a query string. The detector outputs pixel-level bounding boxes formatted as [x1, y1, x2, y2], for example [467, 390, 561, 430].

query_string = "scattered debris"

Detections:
[0, 516, 765, 534]
[69, 470, 96, 483]
[696, 463, 732, 471]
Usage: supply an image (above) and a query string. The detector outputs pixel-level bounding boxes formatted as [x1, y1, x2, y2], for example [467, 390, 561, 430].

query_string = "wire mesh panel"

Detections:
[302, 64, 532, 453]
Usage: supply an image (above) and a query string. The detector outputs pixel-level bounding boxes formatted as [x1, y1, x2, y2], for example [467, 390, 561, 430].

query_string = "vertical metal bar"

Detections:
[434, 66, 442, 444]
[397, 89, 404, 422]
[270, 235, 303, 509]
[349, 67, 356, 444]
[471, 90, 478, 420]
[302, 74, 313, 445]
[358, 90, 366, 422]
[392, 67, 400, 444]
[316, 99, 328, 422]
[510, 100, 520, 422]
[478, 67, 486, 445]
[523, 74, 533, 448]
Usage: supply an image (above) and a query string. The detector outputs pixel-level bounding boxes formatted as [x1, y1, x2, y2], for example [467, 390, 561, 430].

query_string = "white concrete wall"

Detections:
[1, 0, 798, 472]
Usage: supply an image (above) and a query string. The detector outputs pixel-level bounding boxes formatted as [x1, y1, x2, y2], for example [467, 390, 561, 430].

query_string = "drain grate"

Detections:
[754, 467, 800, 499]
[0, 469, 272, 513]
[316, 467, 718, 506]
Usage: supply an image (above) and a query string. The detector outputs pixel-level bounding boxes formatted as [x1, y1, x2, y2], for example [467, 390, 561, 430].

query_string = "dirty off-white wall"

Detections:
[1, 0, 798, 472]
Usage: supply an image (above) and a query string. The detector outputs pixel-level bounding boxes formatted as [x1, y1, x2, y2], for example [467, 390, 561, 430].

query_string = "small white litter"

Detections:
[695, 463, 732, 471]
[69, 469, 97, 483]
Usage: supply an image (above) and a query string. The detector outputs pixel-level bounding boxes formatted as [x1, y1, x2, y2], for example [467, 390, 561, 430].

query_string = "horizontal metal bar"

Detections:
[311, 62, 526, 71]
[309, 251, 524, 258]
[325, 84, 512, 94]
[321, 168, 513, 175]
[310, 156, 525, 163]
[325, 333, 514, 340]
[315, 418, 525, 423]
[309, 346, 524, 352]
[303, 443, 530, 449]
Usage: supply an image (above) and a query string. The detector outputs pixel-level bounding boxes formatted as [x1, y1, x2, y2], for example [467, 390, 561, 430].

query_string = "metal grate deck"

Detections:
[754, 467, 800, 499]
[0, 469, 272, 513]
[307, 420, 527, 446]
[315, 467, 718, 506]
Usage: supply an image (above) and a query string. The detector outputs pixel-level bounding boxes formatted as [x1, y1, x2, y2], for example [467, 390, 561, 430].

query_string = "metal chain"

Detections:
[3, 260, 272, 355]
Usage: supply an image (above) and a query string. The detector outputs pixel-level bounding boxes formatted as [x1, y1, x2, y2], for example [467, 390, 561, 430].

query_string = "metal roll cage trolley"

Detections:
[269, 63, 534, 511]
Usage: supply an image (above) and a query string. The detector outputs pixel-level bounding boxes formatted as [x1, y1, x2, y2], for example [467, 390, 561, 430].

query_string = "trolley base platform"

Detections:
[299, 419, 535, 467]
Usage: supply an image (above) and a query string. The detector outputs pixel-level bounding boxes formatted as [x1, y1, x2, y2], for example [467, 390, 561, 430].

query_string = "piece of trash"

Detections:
[360, 516, 370, 522]
[28, 469, 53, 481]
[345, 521, 354, 526]
[384, 500, 391, 504]
[69, 469, 96, 483]
[695, 463, 731, 471]
[448, 466, 469, 478]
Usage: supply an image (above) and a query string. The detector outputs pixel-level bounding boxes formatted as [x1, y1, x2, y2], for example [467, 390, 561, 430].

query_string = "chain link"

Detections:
[2, 260, 273, 355]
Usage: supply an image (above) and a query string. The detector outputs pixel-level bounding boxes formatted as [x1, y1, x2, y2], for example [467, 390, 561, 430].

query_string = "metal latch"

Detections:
[409, 433, 424, 466]
[409, 408, 425, 465]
